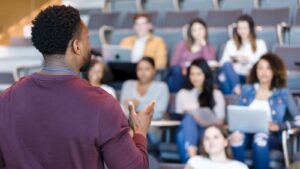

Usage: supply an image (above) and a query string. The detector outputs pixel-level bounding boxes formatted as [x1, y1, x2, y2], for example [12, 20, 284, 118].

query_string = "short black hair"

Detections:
[31, 5, 81, 55]
[138, 57, 156, 68]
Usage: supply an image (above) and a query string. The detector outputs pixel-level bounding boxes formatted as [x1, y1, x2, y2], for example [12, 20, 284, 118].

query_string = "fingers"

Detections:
[128, 102, 136, 131]
[128, 101, 137, 117]
[145, 100, 156, 115]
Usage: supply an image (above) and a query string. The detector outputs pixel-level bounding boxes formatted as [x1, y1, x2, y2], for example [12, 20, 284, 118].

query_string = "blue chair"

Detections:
[206, 9, 243, 27]
[260, 0, 298, 24]
[219, 0, 257, 13]
[179, 0, 216, 19]
[88, 12, 120, 30]
[251, 8, 290, 26]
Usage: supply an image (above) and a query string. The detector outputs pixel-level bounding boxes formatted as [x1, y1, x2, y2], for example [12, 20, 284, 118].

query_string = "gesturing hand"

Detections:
[128, 100, 155, 137]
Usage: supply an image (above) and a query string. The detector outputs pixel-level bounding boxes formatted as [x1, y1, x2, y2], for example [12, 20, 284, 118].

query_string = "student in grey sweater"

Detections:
[120, 57, 170, 120]
[120, 57, 170, 149]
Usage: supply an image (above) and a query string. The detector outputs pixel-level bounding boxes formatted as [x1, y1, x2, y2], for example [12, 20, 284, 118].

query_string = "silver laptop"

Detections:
[102, 45, 132, 62]
[228, 105, 269, 134]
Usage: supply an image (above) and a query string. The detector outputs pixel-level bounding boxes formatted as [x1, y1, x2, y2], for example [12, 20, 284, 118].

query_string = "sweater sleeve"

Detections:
[213, 90, 226, 120]
[120, 36, 134, 48]
[152, 83, 170, 120]
[287, 90, 300, 119]
[250, 39, 267, 64]
[220, 40, 236, 65]
[154, 38, 167, 69]
[202, 44, 216, 60]
[171, 41, 185, 66]
[278, 89, 299, 130]
[120, 81, 133, 105]
[98, 96, 149, 169]
[175, 90, 185, 114]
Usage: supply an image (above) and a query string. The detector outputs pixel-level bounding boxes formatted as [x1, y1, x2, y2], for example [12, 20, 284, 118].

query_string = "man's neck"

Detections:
[41, 54, 79, 75]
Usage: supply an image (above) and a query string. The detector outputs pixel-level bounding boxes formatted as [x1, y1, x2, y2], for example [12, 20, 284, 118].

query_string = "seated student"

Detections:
[171, 18, 216, 72]
[120, 57, 170, 120]
[120, 57, 170, 150]
[185, 125, 249, 169]
[229, 53, 300, 169]
[120, 57, 169, 119]
[176, 58, 225, 162]
[219, 14, 267, 95]
[85, 59, 116, 98]
[120, 13, 167, 70]
[168, 18, 216, 92]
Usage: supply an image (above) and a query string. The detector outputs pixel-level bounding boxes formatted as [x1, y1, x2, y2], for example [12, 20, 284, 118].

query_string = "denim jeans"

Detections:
[176, 115, 205, 163]
[166, 66, 185, 92]
[218, 62, 245, 94]
[231, 133, 281, 169]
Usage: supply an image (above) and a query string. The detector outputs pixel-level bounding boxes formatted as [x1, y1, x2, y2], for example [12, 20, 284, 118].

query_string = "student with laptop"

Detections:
[229, 53, 299, 169]
[175, 59, 225, 162]
[120, 13, 167, 70]
[185, 125, 248, 169]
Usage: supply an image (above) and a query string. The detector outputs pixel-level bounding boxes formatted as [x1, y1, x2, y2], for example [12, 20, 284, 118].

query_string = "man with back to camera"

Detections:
[0, 5, 155, 169]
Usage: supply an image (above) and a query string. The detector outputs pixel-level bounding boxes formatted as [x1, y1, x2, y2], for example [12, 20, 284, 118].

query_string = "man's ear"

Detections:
[71, 39, 81, 55]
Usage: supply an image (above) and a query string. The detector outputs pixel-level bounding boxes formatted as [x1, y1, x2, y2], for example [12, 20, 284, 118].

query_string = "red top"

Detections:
[0, 73, 148, 169]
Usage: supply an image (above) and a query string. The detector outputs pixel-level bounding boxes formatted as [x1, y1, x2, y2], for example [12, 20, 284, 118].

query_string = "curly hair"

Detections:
[31, 5, 81, 55]
[248, 53, 287, 89]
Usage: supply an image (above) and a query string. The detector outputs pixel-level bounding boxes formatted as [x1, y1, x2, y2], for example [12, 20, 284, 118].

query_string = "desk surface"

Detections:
[151, 120, 181, 127]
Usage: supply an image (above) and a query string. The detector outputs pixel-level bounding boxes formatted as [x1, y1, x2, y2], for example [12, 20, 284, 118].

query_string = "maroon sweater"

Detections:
[0, 73, 148, 169]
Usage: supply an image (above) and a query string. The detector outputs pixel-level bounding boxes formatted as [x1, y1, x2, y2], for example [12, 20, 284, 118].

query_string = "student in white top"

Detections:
[175, 58, 225, 162]
[219, 15, 267, 95]
[185, 125, 249, 169]
[86, 59, 116, 98]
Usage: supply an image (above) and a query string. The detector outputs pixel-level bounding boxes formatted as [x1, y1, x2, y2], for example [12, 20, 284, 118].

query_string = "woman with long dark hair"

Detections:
[168, 18, 216, 92]
[176, 58, 225, 162]
[219, 14, 267, 94]
[185, 125, 248, 169]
